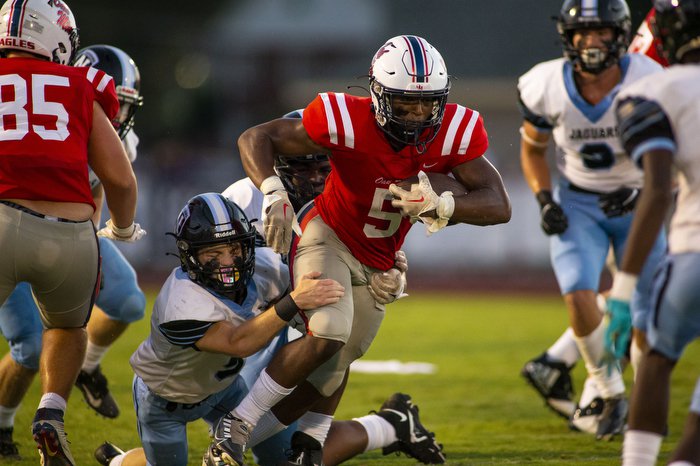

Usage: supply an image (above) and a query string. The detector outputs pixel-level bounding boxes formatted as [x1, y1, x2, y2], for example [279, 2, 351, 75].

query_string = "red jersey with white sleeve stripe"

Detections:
[628, 9, 669, 67]
[303, 92, 487, 270]
[0, 58, 119, 208]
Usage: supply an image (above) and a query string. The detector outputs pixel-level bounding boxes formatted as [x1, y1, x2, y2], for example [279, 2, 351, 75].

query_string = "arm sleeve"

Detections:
[158, 320, 215, 348]
[616, 96, 676, 165]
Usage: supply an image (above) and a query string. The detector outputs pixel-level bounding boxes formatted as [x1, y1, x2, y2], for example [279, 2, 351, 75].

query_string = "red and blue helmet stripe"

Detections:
[402, 35, 430, 83]
[7, 0, 28, 37]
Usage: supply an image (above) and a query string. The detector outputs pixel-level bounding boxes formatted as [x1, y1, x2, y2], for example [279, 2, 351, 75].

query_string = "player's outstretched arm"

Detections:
[450, 156, 511, 226]
[196, 272, 344, 358]
[88, 102, 139, 235]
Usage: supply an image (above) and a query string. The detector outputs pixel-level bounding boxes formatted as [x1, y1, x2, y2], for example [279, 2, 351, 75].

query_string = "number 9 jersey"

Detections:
[517, 54, 662, 192]
[0, 58, 119, 208]
[302, 92, 487, 270]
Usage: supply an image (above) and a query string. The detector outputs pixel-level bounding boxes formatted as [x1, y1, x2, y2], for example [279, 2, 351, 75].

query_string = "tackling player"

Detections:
[0, 45, 146, 459]
[0, 0, 143, 463]
[517, 0, 666, 441]
[213, 34, 511, 465]
[610, 0, 700, 464]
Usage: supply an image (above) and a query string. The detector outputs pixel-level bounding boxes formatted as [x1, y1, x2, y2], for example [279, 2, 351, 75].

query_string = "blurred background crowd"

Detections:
[70, 0, 652, 289]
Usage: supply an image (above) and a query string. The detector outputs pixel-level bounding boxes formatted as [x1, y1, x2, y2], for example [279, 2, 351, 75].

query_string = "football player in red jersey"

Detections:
[212, 35, 511, 465]
[628, 8, 670, 67]
[0, 0, 142, 464]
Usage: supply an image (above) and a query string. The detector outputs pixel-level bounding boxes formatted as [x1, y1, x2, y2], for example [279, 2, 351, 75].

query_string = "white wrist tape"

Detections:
[437, 192, 455, 220]
[519, 126, 549, 149]
[110, 221, 135, 237]
[260, 175, 285, 195]
[610, 271, 638, 301]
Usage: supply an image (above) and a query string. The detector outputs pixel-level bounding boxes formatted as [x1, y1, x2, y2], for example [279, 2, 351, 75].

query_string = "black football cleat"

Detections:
[94, 441, 125, 465]
[75, 365, 120, 418]
[0, 426, 20, 460]
[596, 395, 628, 441]
[521, 352, 576, 419]
[281, 431, 324, 465]
[212, 412, 251, 466]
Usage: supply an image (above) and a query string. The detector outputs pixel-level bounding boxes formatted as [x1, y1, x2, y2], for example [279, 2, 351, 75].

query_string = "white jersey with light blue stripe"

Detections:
[518, 54, 663, 192]
[618, 64, 700, 254]
[130, 248, 289, 403]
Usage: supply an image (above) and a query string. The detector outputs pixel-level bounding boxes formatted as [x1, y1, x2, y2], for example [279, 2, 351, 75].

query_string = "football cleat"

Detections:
[94, 441, 125, 466]
[596, 395, 628, 441]
[520, 352, 576, 419]
[212, 412, 251, 466]
[32, 408, 76, 466]
[281, 431, 324, 466]
[75, 365, 120, 418]
[569, 397, 604, 435]
[202, 443, 227, 466]
[375, 393, 446, 464]
[0, 426, 20, 459]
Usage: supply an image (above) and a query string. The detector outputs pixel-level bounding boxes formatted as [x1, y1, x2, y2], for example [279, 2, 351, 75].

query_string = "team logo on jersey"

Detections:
[568, 126, 619, 141]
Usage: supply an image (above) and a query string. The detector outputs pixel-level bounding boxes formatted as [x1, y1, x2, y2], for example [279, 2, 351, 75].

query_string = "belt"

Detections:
[0, 200, 82, 223]
[567, 183, 605, 196]
[146, 387, 209, 412]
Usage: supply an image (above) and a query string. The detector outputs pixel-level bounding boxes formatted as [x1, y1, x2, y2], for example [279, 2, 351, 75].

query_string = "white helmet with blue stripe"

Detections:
[0, 0, 79, 65]
[369, 35, 450, 150]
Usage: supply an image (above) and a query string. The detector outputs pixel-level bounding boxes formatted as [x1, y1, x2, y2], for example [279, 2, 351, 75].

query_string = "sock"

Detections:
[573, 320, 625, 399]
[297, 411, 333, 445]
[108, 454, 126, 466]
[546, 327, 580, 367]
[234, 369, 294, 427]
[354, 414, 397, 452]
[249, 411, 287, 448]
[690, 377, 700, 413]
[38, 393, 67, 412]
[578, 376, 601, 407]
[667, 462, 695, 466]
[82, 341, 110, 373]
[622, 430, 663, 466]
[0, 405, 18, 428]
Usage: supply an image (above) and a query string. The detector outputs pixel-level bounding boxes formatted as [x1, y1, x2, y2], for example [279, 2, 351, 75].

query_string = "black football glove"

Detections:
[536, 190, 568, 235]
[599, 186, 640, 218]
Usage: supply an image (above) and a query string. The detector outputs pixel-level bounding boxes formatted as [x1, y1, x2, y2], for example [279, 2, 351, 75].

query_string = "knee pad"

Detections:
[9, 331, 42, 370]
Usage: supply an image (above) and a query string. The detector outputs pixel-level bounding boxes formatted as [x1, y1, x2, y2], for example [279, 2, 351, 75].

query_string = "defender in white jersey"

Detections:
[123, 193, 343, 466]
[517, 0, 667, 441]
[611, 1, 700, 464]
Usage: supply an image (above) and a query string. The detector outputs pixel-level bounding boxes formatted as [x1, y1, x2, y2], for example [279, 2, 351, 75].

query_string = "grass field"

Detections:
[2, 291, 699, 465]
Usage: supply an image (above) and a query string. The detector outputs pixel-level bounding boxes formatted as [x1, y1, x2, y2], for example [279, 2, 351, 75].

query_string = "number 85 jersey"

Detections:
[303, 93, 487, 271]
[517, 54, 662, 192]
[0, 58, 119, 207]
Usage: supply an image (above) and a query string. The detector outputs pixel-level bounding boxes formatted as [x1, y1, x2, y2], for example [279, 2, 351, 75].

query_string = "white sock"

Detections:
[622, 430, 663, 466]
[690, 377, 700, 413]
[38, 393, 67, 412]
[354, 414, 397, 452]
[546, 328, 580, 367]
[574, 320, 625, 399]
[249, 411, 287, 448]
[108, 454, 126, 466]
[82, 341, 110, 373]
[234, 369, 294, 426]
[578, 376, 601, 407]
[667, 462, 696, 466]
[0, 405, 18, 428]
[630, 337, 643, 381]
[297, 411, 333, 445]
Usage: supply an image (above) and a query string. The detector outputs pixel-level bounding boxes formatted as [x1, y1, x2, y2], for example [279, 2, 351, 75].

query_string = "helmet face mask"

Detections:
[274, 154, 331, 211]
[652, 0, 700, 64]
[557, 0, 632, 74]
[73, 45, 143, 139]
[174, 193, 255, 296]
[369, 35, 450, 151]
[0, 0, 79, 65]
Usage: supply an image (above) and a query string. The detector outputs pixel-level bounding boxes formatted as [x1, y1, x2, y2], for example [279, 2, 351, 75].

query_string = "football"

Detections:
[393, 172, 468, 196]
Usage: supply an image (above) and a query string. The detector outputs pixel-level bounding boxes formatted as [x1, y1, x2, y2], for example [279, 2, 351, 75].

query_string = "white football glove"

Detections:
[97, 219, 147, 242]
[388, 171, 455, 235]
[260, 176, 301, 254]
[394, 250, 408, 274]
[368, 268, 407, 305]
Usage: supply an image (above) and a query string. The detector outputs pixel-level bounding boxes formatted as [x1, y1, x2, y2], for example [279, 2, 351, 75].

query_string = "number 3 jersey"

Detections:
[616, 65, 700, 255]
[130, 248, 289, 404]
[302, 93, 487, 270]
[0, 58, 119, 207]
[517, 54, 663, 192]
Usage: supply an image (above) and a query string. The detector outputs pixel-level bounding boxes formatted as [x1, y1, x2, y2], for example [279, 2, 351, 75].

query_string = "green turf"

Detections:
[2, 291, 698, 465]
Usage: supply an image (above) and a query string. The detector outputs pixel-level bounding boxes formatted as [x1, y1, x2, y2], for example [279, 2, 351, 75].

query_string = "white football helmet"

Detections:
[0, 0, 79, 65]
[369, 35, 450, 151]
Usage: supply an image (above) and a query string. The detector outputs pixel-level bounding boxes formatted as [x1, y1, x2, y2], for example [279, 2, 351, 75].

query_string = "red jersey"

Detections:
[0, 58, 119, 207]
[303, 93, 488, 270]
[628, 9, 669, 67]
